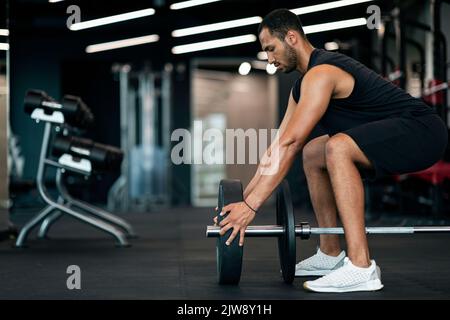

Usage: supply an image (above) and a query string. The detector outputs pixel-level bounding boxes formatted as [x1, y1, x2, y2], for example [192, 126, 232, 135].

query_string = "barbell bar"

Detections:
[207, 225, 450, 237]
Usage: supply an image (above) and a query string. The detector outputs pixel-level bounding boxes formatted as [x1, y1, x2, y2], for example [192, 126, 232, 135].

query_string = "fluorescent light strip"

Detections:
[49, 0, 65, 3]
[170, 0, 222, 10]
[0, 29, 9, 36]
[172, 16, 262, 37]
[172, 17, 367, 55]
[251, 60, 268, 70]
[291, 0, 374, 15]
[304, 18, 367, 34]
[86, 34, 159, 53]
[70, 8, 155, 31]
[0, 43, 9, 51]
[172, 34, 256, 54]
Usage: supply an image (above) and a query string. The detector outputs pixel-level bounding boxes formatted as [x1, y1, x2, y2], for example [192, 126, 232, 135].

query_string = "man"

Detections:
[215, 8, 447, 292]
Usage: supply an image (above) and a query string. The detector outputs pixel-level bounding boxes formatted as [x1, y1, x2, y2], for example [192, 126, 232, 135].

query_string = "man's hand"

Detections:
[212, 202, 256, 246]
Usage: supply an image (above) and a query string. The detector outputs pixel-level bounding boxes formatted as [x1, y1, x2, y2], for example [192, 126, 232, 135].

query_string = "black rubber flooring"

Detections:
[1, 206, 450, 300]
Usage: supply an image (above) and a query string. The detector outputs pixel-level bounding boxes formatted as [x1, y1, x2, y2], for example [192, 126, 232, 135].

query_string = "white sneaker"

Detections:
[295, 248, 346, 276]
[303, 257, 384, 293]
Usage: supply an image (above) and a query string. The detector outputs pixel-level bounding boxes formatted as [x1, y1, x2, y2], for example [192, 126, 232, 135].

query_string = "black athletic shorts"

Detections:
[331, 112, 448, 181]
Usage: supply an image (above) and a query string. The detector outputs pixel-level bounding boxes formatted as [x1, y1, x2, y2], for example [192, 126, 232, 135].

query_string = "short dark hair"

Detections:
[258, 8, 305, 41]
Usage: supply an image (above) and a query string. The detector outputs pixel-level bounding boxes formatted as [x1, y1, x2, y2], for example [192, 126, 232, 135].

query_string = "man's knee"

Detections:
[303, 136, 328, 170]
[325, 134, 353, 165]
[302, 141, 317, 167]
[326, 133, 372, 168]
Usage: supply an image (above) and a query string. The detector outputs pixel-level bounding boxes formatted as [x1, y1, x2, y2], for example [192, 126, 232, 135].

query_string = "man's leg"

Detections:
[303, 135, 341, 256]
[325, 133, 373, 267]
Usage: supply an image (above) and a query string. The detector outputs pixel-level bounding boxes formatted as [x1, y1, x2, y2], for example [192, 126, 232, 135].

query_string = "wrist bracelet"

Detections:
[244, 200, 257, 214]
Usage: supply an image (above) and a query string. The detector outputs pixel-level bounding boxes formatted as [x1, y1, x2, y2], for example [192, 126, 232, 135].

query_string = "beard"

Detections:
[282, 43, 298, 73]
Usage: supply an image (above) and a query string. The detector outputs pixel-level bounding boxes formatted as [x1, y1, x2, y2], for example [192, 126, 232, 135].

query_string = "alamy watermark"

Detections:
[367, 5, 381, 30]
[66, 265, 81, 290]
[66, 5, 81, 29]
[171, 121, 281, 175]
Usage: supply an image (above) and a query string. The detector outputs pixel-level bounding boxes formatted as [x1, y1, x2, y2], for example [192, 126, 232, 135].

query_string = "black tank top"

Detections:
[292, 49, 436, 134]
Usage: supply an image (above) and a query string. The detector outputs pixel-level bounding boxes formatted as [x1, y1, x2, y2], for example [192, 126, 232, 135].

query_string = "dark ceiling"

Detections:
[5, 0, 415, 66]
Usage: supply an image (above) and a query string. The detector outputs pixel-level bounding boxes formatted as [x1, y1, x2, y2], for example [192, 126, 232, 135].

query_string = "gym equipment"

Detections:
[206, 179, 450, 285]
[403, 19, 448, 124]
[276, 180, 296, 284]
[37, 167, 137, 240]
[52, 135, 123, 173]
[216, 180, 243, 284]
[210, 179, 297, 284]
[16, 89, 135, 248]
[24, 90, 94, 128]
[0, 69, 8, 232]
[107, 65, 172, 212]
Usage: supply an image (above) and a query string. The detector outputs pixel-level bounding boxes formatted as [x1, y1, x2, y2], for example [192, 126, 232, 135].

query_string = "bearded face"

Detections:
[259, 27, 300, 74]
[281, 41, 298, 73]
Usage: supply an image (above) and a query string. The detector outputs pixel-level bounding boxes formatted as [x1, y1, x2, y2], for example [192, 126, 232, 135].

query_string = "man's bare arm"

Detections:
[245, 66, 335, 210]
[243, 90, 298, 198]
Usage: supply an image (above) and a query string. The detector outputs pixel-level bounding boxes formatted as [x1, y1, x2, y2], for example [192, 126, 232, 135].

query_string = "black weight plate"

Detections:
[276, 180, 296, 284]
[216, 179, 244, 285]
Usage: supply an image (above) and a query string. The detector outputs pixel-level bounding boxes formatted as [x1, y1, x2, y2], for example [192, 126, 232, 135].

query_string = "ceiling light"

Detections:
[325, 41, 340, 50]
[266, 64, 277, 75]
[172, 16, 262, 37]
[86, 34, 159, 53]
[238, 62, 252, 75]
[0, 43, 9, 51]
[257, 51, 268, 60]
[170, 0, 222, 10]
[291, 0, 374, 15]
[251, 61, 267, 70]
[172, 34, 256, 54]
[70, 8, 155, 31]
[0, 29, 9, 36]
[304, 18, 367, 34]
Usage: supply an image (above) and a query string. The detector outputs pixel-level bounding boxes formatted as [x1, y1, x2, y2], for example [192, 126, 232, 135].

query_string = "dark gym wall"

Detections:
[59, 60, 120, 203]
[171, 61, 191, 205]
[10, 37, 61, 180]
[443, 2, 450, 124]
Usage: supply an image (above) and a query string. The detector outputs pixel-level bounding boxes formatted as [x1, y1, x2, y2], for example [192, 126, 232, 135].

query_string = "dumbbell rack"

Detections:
[16, 111, 134, 247]
[37, 168, 136, 239]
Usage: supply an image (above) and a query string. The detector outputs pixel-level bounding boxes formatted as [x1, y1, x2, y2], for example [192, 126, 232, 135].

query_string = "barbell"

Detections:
[206, 179, 450, 285]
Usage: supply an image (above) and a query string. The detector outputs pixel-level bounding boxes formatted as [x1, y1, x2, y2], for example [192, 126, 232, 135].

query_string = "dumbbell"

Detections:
[206, 179, 450, 285]
[61, 95, 95, 129]
[24, 90, 94, 128]
[52, 134, 123, 173]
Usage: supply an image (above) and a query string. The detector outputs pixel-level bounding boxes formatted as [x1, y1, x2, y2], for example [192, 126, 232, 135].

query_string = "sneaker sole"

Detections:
[295, 269, 334, 277]
[303, 279, 384, 293]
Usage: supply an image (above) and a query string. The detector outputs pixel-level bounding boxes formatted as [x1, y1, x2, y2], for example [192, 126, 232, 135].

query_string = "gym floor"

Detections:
[2, 206, 450, 300]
